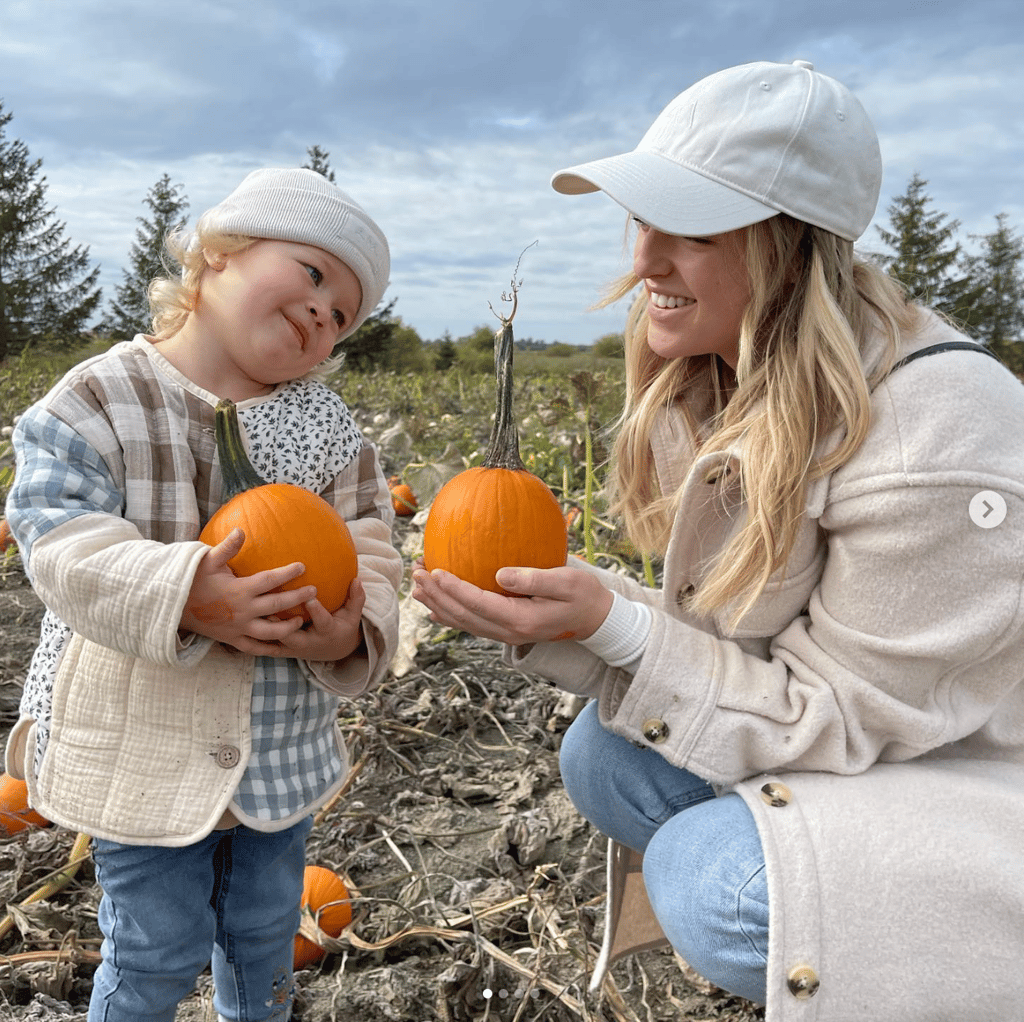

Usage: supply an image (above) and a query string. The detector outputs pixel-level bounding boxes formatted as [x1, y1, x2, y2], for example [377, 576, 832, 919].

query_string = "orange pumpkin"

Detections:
[423, 291, 567, 594]
[294, 865, 353, 969]
[199, 400, 358, 621]
[0, 518, 15, 552]
[0, 773, 50, 835]
[390, 481, 417, 516]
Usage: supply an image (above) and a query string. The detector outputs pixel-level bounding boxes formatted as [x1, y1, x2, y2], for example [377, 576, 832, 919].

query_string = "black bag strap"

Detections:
[887, 340, 1002, 377]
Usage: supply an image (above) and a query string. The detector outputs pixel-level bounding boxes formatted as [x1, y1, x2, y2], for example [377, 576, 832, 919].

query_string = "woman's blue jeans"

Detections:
[559, 700, 768, 1004]
[89, 816, 313, 1022]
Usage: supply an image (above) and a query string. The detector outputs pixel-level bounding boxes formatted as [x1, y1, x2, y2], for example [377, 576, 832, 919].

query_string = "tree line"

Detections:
[2, 96, 1023, 371]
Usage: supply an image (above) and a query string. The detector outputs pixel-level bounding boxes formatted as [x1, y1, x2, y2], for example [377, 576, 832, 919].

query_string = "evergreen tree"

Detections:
[303, 145, 336, 182]
[0, 99, 101, 359]
[335, 297, 426, 372]
[875, 172, 976, 326]
[961, 213, 1024, 371]
[103, 173, 188, 339]
[433, 330, 457, 370]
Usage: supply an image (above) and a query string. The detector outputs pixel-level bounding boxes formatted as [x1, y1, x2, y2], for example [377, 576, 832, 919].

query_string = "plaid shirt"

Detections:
[7, 336, 399, 832]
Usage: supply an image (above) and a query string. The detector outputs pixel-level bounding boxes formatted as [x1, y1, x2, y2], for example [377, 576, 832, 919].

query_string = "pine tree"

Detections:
[337, 297, 399, 371]
[875, 172, 977, 326]
[961, 213, 1024, 371]
[0, 99, 102, 360]
[434, 331, 458, 370]
[303, 145, 336, 182]
[103, 174, 188, 339]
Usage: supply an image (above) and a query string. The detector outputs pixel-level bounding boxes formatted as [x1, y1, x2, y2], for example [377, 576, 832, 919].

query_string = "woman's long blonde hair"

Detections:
[609, 214, 920, 626]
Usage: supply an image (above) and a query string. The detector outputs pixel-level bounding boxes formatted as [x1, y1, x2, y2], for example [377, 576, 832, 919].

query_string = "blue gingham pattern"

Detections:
[8, 337, 383, 825]
[237, 657, 346, 819]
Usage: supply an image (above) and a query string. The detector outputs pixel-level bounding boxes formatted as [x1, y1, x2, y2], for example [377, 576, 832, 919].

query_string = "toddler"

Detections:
[4, 167, 402, 1021]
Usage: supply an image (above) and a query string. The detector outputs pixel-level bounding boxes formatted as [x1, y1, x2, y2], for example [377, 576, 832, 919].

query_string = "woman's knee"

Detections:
[642, 795, 768, 1003]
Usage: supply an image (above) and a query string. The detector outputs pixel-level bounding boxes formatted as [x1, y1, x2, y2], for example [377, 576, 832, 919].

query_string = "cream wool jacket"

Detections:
[510, 310, 1024, 1022]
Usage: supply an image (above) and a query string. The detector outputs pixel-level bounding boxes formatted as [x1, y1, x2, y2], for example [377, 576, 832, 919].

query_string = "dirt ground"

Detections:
[0, 520, 765, 1022]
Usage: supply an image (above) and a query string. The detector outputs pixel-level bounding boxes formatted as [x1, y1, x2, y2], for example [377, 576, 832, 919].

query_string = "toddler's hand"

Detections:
[273, 579, 367, 662]
[181, 528, 314, 654]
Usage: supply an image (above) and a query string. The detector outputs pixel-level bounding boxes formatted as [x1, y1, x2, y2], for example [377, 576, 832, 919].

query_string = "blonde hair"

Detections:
[147, 227, 254, 339]
[608, 214, 920, 627]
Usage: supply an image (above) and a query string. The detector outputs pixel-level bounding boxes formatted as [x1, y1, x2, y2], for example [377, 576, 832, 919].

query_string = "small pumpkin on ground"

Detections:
[199, 400, 358, 621]
[423, 282, 567, 594]
[294, 865, 353, 969]
[0, 773, 50, 835]
[0, 518, 16, 552]
[388, 477, 418, 516]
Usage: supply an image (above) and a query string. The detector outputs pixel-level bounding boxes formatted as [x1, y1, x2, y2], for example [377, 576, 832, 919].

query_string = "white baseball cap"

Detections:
[551, 60, 881, 242]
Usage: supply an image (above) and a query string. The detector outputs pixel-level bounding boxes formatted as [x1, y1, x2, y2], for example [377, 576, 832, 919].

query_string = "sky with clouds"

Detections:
[2, 0, 1022, 347]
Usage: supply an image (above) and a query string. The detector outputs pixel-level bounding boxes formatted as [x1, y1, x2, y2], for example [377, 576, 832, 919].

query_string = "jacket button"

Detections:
[641, 719, 669, 744]
[215, 745, 241, 769]
[787, 964, 820, 998]
[760, 781, 792, 807]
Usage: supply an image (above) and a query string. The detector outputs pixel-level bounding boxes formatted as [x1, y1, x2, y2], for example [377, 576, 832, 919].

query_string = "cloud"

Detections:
[2, 0, 1022, 345]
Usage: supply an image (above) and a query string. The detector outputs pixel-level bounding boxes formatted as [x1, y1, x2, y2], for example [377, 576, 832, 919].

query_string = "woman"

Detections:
[413, 60, 1024, 1021]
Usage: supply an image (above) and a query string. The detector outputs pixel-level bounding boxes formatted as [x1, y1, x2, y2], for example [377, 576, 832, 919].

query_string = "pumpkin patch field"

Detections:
[0, 348, 763, 1021]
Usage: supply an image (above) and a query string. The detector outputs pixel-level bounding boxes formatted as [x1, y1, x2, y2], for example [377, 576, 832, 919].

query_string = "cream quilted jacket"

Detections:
[5, 338, 402, 845]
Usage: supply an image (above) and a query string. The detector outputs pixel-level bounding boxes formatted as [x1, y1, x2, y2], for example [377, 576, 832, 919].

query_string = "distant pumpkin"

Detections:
[390, 481, 417, 516]
[294, 865, 353, 969]
[0, 519, 15, 552]
[0, 773, 50, 835]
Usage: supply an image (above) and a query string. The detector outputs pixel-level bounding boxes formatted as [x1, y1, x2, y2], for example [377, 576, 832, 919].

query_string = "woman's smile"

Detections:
[647, 289, 696, 311]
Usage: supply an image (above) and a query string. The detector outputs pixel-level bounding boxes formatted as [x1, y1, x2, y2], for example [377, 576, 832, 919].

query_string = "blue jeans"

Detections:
[559, 700, 768, 1004]
[89, 816, 313, 1022]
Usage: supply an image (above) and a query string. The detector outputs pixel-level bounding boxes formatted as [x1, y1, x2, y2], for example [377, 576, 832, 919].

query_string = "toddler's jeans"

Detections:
[89, 816, 313, 1022]
[559, 700, 768, 1004]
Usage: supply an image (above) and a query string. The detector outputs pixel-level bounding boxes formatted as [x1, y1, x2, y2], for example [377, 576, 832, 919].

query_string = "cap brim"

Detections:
[551, 150, 779, 237]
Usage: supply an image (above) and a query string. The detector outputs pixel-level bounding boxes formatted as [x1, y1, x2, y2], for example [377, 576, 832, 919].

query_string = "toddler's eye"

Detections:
[332, 309, 346, 327]
[305, 264, 323, 285]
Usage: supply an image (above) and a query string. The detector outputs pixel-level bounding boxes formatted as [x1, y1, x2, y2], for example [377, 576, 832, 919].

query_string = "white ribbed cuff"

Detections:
[580, 590, 653, 669]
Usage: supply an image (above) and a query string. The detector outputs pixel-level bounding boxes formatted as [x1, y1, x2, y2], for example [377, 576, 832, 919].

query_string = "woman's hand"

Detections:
[411, 562, 613, 646]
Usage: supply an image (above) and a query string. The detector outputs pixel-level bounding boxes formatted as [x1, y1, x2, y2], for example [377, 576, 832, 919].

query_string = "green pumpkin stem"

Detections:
[483, 288, 525, 472]
[214, 398, 268, 499]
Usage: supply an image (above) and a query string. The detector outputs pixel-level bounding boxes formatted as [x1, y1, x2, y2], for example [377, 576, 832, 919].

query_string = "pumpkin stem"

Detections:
[483, 301, 525, 472]
[482, 249, 536, 471]
[214, 399, 268, 499]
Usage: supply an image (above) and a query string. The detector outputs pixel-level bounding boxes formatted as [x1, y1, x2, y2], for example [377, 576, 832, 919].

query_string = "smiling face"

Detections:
[632, 222, 751, 368]
[161, 238, 363, 400]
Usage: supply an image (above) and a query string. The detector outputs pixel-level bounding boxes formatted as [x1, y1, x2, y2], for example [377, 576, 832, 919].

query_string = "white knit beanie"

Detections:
[196, 167, 390, 340]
